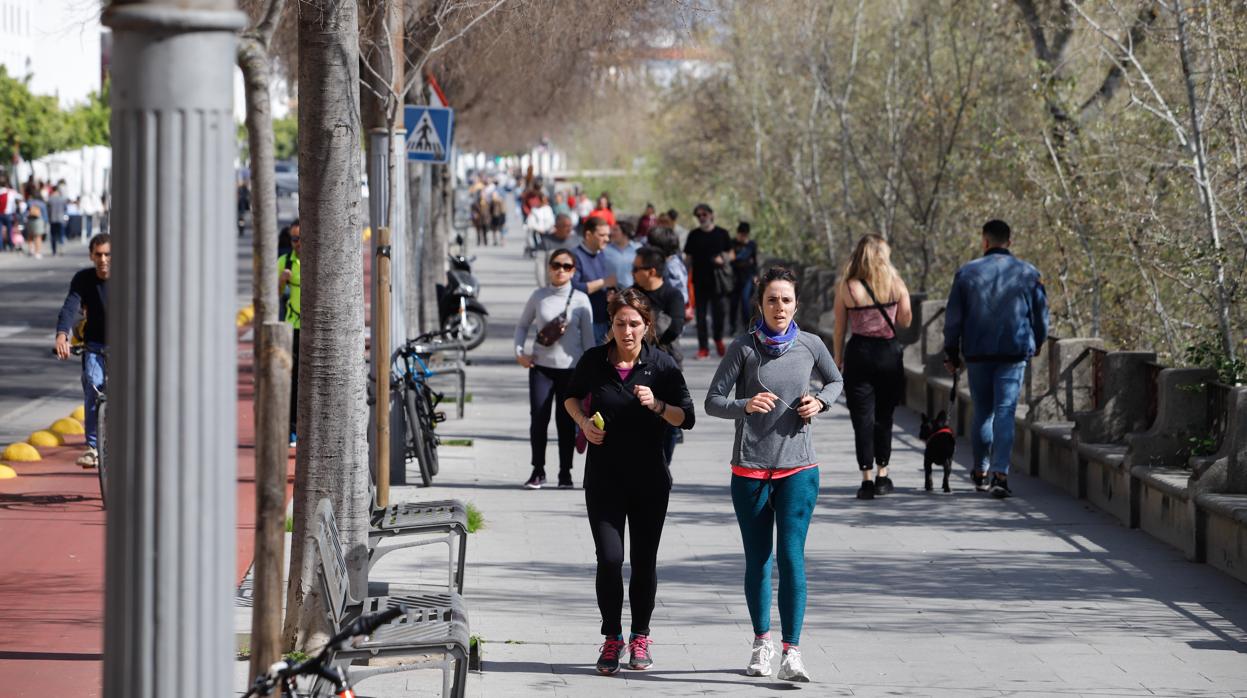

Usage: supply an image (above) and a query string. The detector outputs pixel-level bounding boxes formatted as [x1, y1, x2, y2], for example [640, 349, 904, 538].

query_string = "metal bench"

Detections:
[369, 498, 468, 594]
[314, 499, 470, 697]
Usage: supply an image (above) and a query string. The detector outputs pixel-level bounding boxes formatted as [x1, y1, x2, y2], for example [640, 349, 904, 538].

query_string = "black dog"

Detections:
[919, 411, 956, 493]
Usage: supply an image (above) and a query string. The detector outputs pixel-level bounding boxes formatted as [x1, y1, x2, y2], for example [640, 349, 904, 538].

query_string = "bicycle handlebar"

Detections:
[244, 604, 409, 696]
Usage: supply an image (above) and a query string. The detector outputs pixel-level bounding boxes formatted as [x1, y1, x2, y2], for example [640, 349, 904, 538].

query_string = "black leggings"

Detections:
[585, 482, 670, 637]
[528, 364, 575, 473]
[843, 336, 903, 470]
[694, 287, 728, 350]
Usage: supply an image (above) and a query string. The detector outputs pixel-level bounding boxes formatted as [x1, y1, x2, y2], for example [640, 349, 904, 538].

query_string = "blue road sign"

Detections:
[404, 106, 455, 163]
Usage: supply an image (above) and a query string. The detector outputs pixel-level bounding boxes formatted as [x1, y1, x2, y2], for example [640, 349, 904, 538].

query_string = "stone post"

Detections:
[101, 0, 245, 695]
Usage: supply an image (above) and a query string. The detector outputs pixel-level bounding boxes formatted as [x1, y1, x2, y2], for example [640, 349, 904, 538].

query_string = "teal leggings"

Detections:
[730, 467, 819, 645]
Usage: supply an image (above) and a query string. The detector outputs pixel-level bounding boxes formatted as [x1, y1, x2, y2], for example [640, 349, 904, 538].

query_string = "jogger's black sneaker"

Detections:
[856, 480, 876, 500]
[989, 474, 1012, 499]
[523, 469, 546, 490]
[557, 472, 574, 489]
[875, 475, 895, 495]
[597, 636, 625, 675]
[627, 633, 653, 670]
[972, 469, 988, 492]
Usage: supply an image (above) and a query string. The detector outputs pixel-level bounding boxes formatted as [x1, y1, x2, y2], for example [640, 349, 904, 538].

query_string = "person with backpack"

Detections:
[831, 234, 913, 500]
[278, 219, 302, 447]
[514, 248, 595, 489]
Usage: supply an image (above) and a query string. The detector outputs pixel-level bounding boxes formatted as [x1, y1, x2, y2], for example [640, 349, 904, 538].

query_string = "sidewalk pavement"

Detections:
[322, 235, 1247, 697]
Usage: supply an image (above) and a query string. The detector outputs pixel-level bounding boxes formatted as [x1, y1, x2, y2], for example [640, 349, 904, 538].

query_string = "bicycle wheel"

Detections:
[404, 382, 433, 487]
[96, 397, 108, 509]
[414, 383, 440, 477]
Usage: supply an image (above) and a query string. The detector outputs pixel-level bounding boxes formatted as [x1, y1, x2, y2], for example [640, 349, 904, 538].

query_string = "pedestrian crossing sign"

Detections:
[404, 106, 455, 163]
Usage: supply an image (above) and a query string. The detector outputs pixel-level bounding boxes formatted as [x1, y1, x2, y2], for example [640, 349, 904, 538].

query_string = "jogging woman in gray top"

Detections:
[705, 266, 843, 683]
[514, 248, 595, 489]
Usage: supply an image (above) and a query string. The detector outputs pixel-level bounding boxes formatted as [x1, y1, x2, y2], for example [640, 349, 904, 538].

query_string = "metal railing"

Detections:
[1090, 347, 1108, 410]
[1207, 381, 1234, 454]
[1144, 361, 1164, 429]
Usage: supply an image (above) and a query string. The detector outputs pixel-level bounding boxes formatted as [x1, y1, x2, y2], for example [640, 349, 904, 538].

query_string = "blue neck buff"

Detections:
[751, 317, 800, 357]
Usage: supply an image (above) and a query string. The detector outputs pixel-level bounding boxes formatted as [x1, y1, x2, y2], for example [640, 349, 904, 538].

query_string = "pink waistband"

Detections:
[730, 463, 819, 480]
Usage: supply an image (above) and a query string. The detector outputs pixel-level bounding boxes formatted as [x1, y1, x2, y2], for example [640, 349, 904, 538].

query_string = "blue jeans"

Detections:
[82, 344, 107, 449]
[966, 360, 1026, 476]
[0, 213, 12, 250]
[593, 322, 610, 346]
[731, 467, 819, 645]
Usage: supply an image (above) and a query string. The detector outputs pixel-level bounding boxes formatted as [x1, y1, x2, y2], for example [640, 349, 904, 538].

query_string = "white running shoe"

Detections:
[746, 637, 774, 676]
[777, 647, 811, 682]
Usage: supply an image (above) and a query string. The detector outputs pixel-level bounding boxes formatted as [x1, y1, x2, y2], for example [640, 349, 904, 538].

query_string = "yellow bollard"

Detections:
[0, 464, 17, 479]
[2, 442, 40, 462]
[71, 405, 85, 421]
[50, 418, 85, 436]
[28, 430, 63, 447]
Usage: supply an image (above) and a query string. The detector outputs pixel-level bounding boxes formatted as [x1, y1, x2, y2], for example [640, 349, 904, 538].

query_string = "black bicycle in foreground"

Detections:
[243, 604, 408, 697]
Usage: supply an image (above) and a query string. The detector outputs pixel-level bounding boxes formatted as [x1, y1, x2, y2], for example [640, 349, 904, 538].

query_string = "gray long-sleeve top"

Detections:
[514, 283, 595, 369]
[705, 331, 844, 469]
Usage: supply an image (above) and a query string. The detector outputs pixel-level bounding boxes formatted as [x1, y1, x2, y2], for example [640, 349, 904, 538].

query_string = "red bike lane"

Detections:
[0, 334, 295, 696]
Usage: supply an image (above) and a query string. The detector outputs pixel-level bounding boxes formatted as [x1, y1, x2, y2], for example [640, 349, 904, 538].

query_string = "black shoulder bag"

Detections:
[535, 289, 575, 347]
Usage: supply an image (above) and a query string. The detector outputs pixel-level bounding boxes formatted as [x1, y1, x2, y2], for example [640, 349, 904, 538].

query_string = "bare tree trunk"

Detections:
[1175, 0, 1235, 360]
[237, 0, 289, 678]
[283, 0, 368, 651]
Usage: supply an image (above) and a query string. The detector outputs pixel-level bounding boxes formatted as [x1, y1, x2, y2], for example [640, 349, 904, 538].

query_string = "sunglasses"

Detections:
[549, 262, 575, 272]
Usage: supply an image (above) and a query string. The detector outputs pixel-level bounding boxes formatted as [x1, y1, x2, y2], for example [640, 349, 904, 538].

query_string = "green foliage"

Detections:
[1184, 335, 1247, 385]
[466, 503, 484, 533]
[273, 115, 298, 160]
[283, 650, 311, 664]
[1185, 433, 1218, 458]
[0, 67, 109, 163]
[237, 114, 298, 163]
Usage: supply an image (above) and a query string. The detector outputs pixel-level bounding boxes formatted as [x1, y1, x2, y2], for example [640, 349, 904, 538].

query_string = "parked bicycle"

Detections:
[243, 604, 408, 697]
[391, 329, 465, 487]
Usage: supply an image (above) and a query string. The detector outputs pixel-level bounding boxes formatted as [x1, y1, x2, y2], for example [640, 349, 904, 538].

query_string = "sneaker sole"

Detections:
[745, 667, 772, 677]
[596, 666, 620, 675]
[523, 483, 542, 490]
[778, 673, 810, 683]
[628, 662, 653, 670]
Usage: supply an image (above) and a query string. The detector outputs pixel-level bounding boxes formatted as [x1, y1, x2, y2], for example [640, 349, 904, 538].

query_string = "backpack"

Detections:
[0, 190, 8, 213]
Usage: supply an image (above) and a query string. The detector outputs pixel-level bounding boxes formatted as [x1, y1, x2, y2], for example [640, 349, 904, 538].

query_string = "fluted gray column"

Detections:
[102, 2, 245, 696]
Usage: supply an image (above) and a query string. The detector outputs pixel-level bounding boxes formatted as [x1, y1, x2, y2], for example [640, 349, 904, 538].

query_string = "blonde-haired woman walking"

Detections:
[832, 234, 912, 499]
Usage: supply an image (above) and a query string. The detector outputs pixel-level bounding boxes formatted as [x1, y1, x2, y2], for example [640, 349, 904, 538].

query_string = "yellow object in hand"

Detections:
[591, 412, 605, 430]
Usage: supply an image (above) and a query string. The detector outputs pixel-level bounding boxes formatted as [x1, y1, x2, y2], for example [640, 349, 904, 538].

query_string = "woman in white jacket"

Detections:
[525, 193, 556, 254]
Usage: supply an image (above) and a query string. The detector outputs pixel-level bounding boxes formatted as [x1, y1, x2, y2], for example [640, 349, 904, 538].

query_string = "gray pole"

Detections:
[368, 129, 408, 485]
[101, 1, 244, 695]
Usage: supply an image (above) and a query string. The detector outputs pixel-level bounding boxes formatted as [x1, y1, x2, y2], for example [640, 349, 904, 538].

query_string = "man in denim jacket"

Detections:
[943, 220, 1049, 498]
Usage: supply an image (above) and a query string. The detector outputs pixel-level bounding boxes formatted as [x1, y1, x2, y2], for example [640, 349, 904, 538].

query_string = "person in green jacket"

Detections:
[278, 220, 301, 447]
